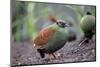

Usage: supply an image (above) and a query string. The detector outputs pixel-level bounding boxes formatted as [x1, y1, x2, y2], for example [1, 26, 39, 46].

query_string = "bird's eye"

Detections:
[59, 22, 63, 25]
[56, 20, 67, 27]
[60, 22, 65, 25]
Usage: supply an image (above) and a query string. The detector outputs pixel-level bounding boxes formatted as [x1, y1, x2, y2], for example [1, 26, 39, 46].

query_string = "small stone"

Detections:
[92, 49, 95, 53]
[17, 62, 21, 65]
[57, 53, 61, 57]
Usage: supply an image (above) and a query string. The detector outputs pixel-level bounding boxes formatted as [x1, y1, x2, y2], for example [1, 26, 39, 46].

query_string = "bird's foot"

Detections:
[48, 53, 61, 61]
[78, 38, 87, 46]
[54, 53, 61, 59]
[48, 53, 56, 61]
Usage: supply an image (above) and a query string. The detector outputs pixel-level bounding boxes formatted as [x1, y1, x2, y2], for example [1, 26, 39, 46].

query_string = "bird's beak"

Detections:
[65, 22, 73, 27]
[65, 23, 70, 27]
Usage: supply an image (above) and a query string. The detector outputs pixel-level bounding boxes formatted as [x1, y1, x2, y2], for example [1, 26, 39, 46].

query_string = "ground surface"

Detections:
[11, 36, 96, 67]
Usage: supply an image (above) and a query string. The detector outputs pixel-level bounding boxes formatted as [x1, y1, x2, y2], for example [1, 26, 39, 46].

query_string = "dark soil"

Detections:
[11, 36, 96, 67]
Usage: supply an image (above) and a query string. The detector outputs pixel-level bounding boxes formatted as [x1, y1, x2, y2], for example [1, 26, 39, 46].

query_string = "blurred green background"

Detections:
[11, 1, 96, 42]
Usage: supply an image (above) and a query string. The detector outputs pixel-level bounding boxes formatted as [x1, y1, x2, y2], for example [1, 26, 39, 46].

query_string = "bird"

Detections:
[33, 15, 76, 61]
[79, 12, 95, 46]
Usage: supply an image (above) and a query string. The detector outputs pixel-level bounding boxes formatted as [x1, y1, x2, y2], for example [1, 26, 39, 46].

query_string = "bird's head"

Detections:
[56, 20, 69, 28]
[49, 15, 70, 28]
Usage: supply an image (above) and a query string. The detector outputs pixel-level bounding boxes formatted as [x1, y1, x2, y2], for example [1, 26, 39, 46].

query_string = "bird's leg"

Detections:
[48, 53, 56, 61]
[53, 53, 61, 59]
[52, 53, 57, 59]
[89, 36, 95, 43]
[79, 38, 87, 46]
[48, 53, 61, 61]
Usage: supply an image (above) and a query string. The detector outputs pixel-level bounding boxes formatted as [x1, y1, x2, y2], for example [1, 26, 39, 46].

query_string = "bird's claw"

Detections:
[78, 38, 87, 46]
[48, 53, 61, 61]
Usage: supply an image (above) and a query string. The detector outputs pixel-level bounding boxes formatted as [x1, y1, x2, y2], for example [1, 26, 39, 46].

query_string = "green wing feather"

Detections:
[34, 23, 76, 53]
[44, 23, 75, 53]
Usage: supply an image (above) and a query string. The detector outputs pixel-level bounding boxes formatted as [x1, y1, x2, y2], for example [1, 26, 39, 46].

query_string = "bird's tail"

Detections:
[37, 49, 45, 58]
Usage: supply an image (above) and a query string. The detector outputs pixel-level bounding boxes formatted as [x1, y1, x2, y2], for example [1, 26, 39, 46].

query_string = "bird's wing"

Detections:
[33, 28, 56, 49]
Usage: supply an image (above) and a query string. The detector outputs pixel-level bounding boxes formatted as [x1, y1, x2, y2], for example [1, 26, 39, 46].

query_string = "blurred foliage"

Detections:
[12, 1, 96, 42]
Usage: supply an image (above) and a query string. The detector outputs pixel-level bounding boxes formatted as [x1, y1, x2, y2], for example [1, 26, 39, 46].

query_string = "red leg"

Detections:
[48, 53, 56, 60]
[48, 53, 61, 61]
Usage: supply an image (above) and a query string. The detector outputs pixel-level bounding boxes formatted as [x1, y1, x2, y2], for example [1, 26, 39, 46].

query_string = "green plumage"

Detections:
[80, 15, 95, 39]
[43, 23, 76, 53]
[35, 20, 76, 58]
